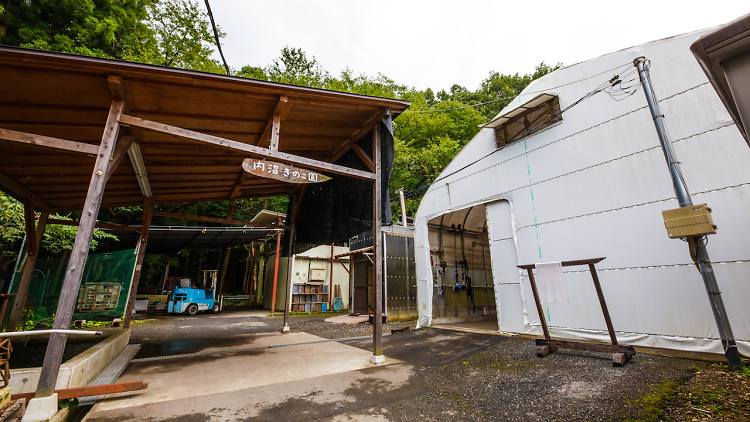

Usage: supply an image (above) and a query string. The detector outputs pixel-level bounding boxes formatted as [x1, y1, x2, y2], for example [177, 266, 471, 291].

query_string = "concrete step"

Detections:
[77, 344, 141, 406]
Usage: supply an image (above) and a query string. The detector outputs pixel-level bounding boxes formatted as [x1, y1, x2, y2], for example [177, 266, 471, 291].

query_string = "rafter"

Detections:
[0, 128, 100, 155]
[0, 169, 55, 213]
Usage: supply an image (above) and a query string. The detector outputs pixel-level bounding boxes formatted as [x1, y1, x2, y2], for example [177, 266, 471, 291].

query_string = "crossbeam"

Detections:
[118, 114, 375, 180]
[47, 218, 141, 232]
[152, 210, 287, 230]
[0, 127, 100, 155]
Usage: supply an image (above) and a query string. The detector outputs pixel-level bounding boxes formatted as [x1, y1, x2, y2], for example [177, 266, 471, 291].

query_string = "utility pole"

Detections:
[398, 188, 408, 227]
[634, 57, 742, 370]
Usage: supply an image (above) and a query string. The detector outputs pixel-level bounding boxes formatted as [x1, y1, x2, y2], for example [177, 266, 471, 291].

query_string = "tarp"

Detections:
[414, 28, 750, 357]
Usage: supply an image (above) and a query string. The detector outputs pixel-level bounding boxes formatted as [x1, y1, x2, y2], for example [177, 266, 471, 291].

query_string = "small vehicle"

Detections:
[168, 270, 221, 316]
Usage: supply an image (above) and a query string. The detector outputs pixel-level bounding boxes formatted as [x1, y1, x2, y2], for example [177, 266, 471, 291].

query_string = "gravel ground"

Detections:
[342, 330, 701, 422]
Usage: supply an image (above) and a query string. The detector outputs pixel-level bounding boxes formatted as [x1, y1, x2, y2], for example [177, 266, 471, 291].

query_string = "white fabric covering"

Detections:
[534, 262, 568, 304]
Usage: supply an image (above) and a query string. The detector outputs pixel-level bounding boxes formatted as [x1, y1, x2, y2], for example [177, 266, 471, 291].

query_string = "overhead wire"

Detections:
[430, 61, 640, 185]
[203, 0, 231, 76]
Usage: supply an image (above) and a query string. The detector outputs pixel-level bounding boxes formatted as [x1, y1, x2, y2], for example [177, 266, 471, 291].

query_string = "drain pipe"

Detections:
[634, 57, 742, 370]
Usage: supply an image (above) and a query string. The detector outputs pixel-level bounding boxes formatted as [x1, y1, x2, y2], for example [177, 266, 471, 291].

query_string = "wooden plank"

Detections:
[0, 170, 55, 213]
[46, 219, 141, 232]
[334, 246, 373, 259]
[124, 197, 153, 328]
[35, 99, 125, 398]
[242, 158, 331, 184]
[518, 257, 605, 270]
[351, 143, 374, 172]
[536, 339, 636, 355]
[7, 208, 48, 331]
[0, 127, 100, 155]
[118, 114, 375, 180]
[12, 381, 148, 402]
[151, 210, 286, 229]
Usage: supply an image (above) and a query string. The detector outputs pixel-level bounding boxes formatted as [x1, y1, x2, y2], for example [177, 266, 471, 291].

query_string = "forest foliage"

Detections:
[0, 0, 559, 253]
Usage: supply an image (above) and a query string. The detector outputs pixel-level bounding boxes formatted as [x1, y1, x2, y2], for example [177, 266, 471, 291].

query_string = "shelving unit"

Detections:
[291, 282, 329, 313]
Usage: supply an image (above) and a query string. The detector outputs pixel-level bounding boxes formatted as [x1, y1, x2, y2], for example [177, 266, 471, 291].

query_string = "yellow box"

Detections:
[662, 204, 717, 239]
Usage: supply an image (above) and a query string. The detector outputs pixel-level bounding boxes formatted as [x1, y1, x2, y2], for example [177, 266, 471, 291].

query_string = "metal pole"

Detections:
[398, 188, 407, 227]
[634, 57, 742, 370]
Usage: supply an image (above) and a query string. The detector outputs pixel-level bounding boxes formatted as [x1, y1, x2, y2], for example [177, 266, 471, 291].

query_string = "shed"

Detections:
[414, 29, 750, 358]
[0, 46, 408, 402]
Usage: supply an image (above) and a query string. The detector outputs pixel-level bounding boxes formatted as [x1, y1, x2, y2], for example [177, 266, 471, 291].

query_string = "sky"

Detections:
[207, 0, 749, 93]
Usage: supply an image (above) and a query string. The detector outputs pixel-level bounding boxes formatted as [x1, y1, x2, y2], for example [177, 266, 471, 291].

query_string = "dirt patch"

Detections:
[658, 364, 750, 421]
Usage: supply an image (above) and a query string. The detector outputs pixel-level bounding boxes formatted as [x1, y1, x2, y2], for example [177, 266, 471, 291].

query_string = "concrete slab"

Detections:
[324, 314, 369, 324]
[87, 332, 398, 415]
[82, 363, 420, 422]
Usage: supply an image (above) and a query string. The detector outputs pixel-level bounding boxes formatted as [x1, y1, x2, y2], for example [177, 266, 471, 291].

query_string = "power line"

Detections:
[430, 62, 638, 185]
[203, 0, 231, 76]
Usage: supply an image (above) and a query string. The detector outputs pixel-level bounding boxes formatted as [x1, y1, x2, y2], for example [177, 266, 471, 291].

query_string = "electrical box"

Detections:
[310, 269, 327, 281]
[662, 204, 717, 239]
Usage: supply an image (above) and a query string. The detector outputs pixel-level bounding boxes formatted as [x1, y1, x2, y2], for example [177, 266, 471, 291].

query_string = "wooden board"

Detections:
[242, 158, 331, 184]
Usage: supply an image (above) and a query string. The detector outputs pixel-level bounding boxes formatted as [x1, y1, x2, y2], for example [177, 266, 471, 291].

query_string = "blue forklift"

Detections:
[168, 270, 222, 316]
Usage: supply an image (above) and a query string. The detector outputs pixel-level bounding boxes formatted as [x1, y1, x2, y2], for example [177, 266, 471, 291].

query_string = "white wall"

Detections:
[415, 29, 750, 356]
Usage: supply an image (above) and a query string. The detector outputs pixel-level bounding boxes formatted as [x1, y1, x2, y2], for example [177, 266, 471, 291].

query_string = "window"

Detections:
[483, 93, 562, 148]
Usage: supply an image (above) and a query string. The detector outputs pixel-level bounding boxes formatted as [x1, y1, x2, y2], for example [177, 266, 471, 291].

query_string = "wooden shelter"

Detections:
[0, 46, 408, 400]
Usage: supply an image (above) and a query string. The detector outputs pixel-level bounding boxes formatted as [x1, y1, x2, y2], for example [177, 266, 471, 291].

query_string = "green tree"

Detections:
[0, 192, 117, 259]
[0, 0, 151, 58]
[126, 0, 225, 73]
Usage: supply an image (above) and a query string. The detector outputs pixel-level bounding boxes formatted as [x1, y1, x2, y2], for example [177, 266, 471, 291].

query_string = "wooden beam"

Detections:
[351, 143, 374, 172]
[230, 172, 248, 199]
[257, 95, 290, 147]
[118, 114, 375, 180]
[12, 381, 148, 403]
[269, 113, 281, 151]
[328, 110, 384, 164]
[35, 99, 125, 398]
[0, 170, 55, 213]
[0, 128, 100, 155]
[46, 218, 141, 232]
[124, 197, 154, 328]
[105, 135, 135, 183]
[7, 207, 48, 331]
[333, 246, 373, 259]
[152, 210, 287, 229]
[107, 74, 153, 198]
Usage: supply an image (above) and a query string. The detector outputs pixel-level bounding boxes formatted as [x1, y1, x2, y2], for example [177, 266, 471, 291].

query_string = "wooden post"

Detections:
[35, 100, 124, 398]
[248, 245, 256, 307]
[270, 232, 281, 312]
[123, 196, 154, 328]
[372, 121, 384, 359]
[329, 243, 334, 309]
[7, 205, 48, 331]
[282, 223, 295, 330]
[526, 268, 551, 340]
[589, 263, 618, 345]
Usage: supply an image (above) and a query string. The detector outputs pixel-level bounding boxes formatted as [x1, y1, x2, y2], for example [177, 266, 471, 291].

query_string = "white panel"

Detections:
[488, 240, 521, 283]
[414, 218, 433, 328]
[495, 283, 525, 333]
